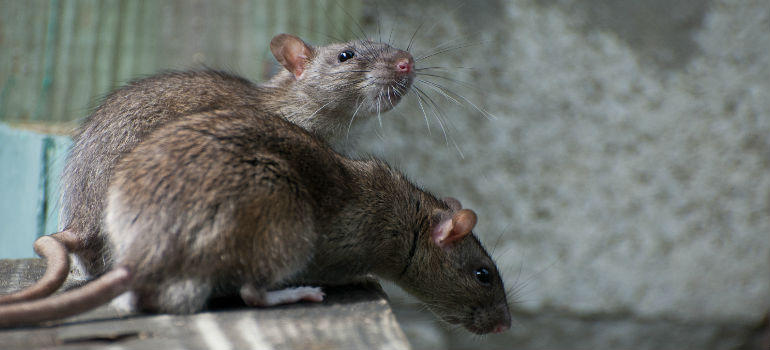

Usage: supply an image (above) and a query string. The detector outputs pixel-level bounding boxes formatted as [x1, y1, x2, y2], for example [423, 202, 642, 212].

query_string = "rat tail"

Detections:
[0, 266, 131, 328]
[0, 231, 78, 305]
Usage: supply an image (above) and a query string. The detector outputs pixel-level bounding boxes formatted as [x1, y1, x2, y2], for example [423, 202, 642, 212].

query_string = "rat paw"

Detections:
[110, 291, 137, 314]
[241, 285, 324, 307]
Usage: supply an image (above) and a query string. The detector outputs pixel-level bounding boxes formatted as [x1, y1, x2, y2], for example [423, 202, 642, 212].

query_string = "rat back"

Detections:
[61, 36, 414, 277]
[104, 107, 352, 313]
[61, 70, 269, 276]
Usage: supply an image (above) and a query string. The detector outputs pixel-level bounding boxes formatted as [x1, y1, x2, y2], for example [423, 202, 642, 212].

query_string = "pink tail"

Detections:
[0, 267, 131, 328]
[0, 232, 74, 305]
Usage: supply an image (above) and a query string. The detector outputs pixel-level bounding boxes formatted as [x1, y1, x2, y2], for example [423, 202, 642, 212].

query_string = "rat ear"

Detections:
[270, 34, 313, 79]
[431, 209, 477, 249]
[442, 197, 462, 211]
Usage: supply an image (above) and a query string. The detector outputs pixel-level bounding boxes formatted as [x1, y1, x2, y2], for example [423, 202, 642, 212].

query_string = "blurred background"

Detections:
[1, 0, 768, 348]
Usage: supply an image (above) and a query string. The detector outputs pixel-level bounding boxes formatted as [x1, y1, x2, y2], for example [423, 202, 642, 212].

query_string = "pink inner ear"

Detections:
[284, 43, 309, 78]
[432, 209, 478, 248]
[270, 34, 312, 78]
[431, 217, 454, 245]
[451, 209, 477, 240]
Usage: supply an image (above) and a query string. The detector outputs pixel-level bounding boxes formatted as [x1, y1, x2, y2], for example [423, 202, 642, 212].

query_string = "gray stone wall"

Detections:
[357, 0, 769, 348]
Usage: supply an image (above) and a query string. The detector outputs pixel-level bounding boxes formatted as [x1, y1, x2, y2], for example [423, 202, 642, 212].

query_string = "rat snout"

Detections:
[493, 319, 512, 333]
[393, 53, 414, 75]
[468, 300, 512, 334]
[395, 58, 413, 74]
[494, 303, 512, 333]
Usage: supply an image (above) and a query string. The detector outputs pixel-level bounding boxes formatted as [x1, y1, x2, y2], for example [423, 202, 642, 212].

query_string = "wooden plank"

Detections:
[0, 0, 364, 124]
[0, 258, 412, 350]
[0, 0, 364, 252]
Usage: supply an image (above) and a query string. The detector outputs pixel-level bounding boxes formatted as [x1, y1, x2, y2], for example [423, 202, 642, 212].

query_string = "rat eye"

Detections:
[338, 50, 355, 62]
[475, 267, 491, 285]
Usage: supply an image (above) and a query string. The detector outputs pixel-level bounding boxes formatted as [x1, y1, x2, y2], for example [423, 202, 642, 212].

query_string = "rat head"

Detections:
[270, 34, 415, 120]
[398, 197, 512, 334]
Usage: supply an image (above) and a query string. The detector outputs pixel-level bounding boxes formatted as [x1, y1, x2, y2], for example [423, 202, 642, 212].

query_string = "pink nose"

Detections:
[395, 58, 413, 74]
[493, 323, 510, 333]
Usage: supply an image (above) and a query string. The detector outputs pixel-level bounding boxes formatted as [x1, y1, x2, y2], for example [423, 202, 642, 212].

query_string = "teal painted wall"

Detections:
[0, 123, 71, 258]
[0, 0, 361, 258]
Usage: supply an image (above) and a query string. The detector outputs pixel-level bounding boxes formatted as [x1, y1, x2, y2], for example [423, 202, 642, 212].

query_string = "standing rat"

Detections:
[0, 107, 511, 334]
[0, 33, 415, 304]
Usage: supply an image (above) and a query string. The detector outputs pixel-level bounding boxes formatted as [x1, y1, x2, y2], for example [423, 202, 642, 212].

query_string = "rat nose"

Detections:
[493, 323, 510, 333]
[395, 57, 414, 74]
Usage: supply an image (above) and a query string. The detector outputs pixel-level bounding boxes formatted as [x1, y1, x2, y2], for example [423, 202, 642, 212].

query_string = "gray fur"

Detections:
[61, 35, 414, 276]
[104, 107, 510, 333]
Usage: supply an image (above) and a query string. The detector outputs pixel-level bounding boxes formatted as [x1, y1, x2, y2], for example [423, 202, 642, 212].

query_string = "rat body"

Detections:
[0, 107, 511, 334]
[0, 34, 415, 304]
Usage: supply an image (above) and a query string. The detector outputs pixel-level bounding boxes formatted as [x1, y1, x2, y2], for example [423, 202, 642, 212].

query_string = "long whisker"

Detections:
[310, 99, 336, 119]
[416, 40, 488, 62]
[406, 21, 425, 52]
[331, 0, 370, 44]
[319, 70, 374, 75]
[414, 66, 475, 71]
[346, 98, 366, 142]
[418, 0, 468, 42]
[416, 72, 481, 92]
[387, 18, 396, 47]
[413, 86, 450, 146]
[418, 79, 462, 106]
[418, 79, 496, 121]
[376, 88, 383, 129]
[413, 89, 432, 135]
[413, 86, 466, 158]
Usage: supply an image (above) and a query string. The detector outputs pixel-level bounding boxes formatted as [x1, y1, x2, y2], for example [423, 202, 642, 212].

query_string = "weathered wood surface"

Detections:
[0, 0, 363, 258]
[0, 0, 363, 124]
[0, 258, 411, 349]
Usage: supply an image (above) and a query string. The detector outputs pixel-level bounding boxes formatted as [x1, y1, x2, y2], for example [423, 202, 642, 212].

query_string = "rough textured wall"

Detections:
[357, 0, 769, 348]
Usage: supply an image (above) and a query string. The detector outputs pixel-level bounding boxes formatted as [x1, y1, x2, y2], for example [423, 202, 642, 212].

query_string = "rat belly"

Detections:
[104, 181, 324, 313]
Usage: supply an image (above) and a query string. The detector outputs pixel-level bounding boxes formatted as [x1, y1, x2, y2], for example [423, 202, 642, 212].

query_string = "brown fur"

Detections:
[59, 34, 414, 277]
[0, 107, 510, 334]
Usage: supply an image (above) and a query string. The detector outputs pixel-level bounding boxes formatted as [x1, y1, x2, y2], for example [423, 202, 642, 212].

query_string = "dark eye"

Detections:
[338, 50, 355, 62]
[475, 267, 491, 285]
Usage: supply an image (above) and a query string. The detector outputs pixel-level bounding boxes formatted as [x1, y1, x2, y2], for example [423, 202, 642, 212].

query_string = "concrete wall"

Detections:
[357, 0, 769, 348]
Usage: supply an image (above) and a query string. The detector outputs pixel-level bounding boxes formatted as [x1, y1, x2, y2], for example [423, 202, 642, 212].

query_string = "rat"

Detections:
[0, 107, 512, 334]
[0, 33, 415, 305]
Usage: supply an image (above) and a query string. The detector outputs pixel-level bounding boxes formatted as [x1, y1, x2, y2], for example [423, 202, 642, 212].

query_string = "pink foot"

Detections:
[241, 285, 325, 307]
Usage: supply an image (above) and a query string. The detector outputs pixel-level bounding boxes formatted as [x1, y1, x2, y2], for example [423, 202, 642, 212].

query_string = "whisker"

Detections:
[375, 1, 383, 43]
[418, 0, 468, 44]
[490, 223, 513, 256]
[376, 89, 384, 129]
[308, 96, 341, 120]
[413, 86, 466, 159]
[418, 79, 497, 121]
[418, 79, 462, 106]
[416, 40, 488, 62]
[406, 21, 425, 52]
[416, 72, 481, 92]
[319, 70, 374, 75]
[413, 89, 432, 136]
[413, 87, 450, 146]
[414, 66, 475, 71]
[331, 0, 370, 45]
[345, 98, 366, 143]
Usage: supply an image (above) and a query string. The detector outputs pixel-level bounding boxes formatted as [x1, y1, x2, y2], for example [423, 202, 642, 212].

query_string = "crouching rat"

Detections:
[0, 33, 416, 305]
[0, 107, 511, 334]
